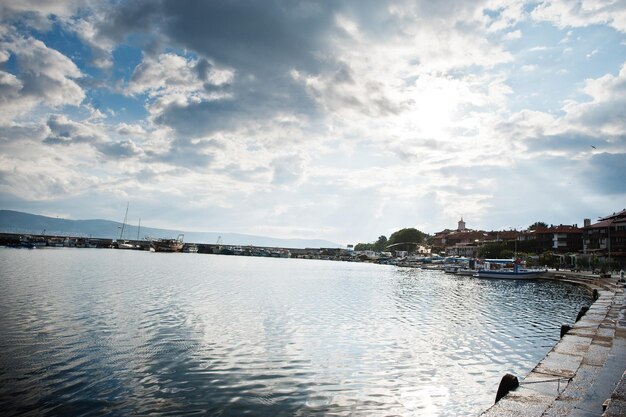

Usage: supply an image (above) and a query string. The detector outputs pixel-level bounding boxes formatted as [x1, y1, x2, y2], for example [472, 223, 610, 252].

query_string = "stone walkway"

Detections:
[482, 275, 626, 417]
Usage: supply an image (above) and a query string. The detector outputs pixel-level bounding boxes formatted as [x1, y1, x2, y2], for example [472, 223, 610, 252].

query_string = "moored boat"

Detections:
[183, 243, 198, 253]
[474, 260, 546, 280]
[444, 265, 460, 274]
[19, 235, 46, 248]
[150, 234, 184, 252]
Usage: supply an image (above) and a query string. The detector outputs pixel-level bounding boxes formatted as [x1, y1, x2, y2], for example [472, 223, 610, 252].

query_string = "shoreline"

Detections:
[482, 271, 626, 416]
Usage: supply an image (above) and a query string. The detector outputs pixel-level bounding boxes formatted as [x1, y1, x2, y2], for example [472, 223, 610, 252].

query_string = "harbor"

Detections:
[0, 246, 599, 416]
[483, 270, 626, 417]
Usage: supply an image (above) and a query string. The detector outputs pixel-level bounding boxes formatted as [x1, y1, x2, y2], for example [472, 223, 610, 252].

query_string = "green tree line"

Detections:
[354, 228, 430, 252]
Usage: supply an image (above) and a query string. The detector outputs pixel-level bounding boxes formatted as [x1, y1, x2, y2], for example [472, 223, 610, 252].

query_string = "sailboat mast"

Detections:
[119, 202, 129, 240]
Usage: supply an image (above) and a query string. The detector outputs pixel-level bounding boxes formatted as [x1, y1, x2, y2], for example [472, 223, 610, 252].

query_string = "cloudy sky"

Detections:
[0, 1, 625, 245]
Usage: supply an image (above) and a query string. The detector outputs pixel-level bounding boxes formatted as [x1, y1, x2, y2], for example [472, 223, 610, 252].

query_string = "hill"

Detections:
[0, 210, 342, 249]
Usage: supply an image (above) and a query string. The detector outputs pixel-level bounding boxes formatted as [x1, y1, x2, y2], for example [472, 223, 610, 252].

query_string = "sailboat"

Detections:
[116, 203, 137, 249]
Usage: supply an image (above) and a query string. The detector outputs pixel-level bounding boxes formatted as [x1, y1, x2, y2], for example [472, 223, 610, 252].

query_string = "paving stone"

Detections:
[536, 352, 583, 378]
[554, 335, 593, 356]
[582, 344, 611, 367]
[602, 398, 626, 417]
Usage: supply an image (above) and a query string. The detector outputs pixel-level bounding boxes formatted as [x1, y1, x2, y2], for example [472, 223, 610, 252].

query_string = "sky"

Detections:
[0, 0, 625, 246]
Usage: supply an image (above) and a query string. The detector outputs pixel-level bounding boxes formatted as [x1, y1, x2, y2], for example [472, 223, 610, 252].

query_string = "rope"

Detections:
[519, 377, 572, 394]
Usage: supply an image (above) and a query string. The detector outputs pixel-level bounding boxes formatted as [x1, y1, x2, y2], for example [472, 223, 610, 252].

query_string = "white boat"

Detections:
[183, 244, 198, 253]
[474, 262, 546, 280]
[117, 240, 137, 249]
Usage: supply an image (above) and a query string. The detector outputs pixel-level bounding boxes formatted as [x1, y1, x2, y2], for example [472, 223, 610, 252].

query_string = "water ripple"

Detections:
[0, 249, 591, 416]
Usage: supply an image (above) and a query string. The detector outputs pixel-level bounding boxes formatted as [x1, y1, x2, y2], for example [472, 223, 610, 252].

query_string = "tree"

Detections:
[373, 235, 388, 252]
[354, 235, 388, 252]
[538, 251, 558, 268]
[354, 243, 373, 251]
[528, 221, 548, 230]
[387, 228, 426, 252]
[477, 242, 507, 258]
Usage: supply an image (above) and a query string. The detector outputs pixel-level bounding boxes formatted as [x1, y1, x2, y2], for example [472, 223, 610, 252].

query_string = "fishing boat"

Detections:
[474, 259, 546, 280]
[150, 234, 184, 252]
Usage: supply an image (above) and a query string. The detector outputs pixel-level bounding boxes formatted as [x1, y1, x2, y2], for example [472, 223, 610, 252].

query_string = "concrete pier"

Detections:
[482, 272, 626, 416]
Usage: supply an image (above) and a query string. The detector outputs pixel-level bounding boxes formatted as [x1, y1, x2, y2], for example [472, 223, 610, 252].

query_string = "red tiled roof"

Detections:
[531, 225, 582, 234]
[585, 219, 612, 229]
[599, 209, 626, 221]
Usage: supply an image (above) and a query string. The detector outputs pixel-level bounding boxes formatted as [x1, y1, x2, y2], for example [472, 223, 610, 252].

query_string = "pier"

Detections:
[483, 271, 626, 416]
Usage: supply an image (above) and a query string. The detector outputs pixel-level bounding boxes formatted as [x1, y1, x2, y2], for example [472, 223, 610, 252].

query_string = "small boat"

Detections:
[117, 240, 137, 249]
[150, 234, 184, 252]
[20, 235, 46, 248]
[444, 265, 460, 274]
[474, 260, 546, 280]
[183, 243, 198, 253]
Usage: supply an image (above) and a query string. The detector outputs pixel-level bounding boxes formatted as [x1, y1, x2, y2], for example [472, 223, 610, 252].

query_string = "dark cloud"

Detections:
[194, 58, 213, 81]
[0, 122, 47, 142]
[95, 0, 163, 44]
[153, 99, 240, 137]
[96, 139, 142, 158]
[147, 137, 221, 168]
[160, 0, 334, 75]
[577, 100, 626, 131]
[44, 114, 100, 145]
[584, 152, 626, 194]
[93, 1, 345, 137]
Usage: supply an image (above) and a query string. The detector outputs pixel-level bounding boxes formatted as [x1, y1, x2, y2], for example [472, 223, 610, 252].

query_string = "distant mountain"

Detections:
[0, 210, 342, 249]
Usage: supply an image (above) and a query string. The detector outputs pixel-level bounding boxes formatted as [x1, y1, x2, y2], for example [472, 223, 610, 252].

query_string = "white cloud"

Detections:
[270, 154, 306, 185]
[503, 29, 523, 40]
[0, 1, 625, 242]
[66, 17, 116, 68]
[532, 0, 626, 33]
[563, 62, 626, 136]
[0, 0, 86, 30]
[127, 53, 233, 97]
[483, 0, 528, 32]
[0, 37, 84, 123]
[116, 123, 146, 136]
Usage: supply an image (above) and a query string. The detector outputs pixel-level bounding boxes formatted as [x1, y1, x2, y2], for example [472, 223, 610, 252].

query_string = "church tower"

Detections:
[457, 217, 466, 231]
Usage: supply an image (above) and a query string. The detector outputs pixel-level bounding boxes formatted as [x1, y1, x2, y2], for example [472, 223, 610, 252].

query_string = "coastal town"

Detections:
[2, 208, 625, 275]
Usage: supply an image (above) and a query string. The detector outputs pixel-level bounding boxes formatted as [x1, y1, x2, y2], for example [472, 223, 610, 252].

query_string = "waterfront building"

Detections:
[434, 217, 585, 257]
[525, 225, 583, 253]
[445, 231, 489, 257]
[582, 209, 626, 268]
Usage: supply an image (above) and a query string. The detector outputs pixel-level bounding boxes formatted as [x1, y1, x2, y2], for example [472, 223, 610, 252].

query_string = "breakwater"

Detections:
[483, 272, 626, 416]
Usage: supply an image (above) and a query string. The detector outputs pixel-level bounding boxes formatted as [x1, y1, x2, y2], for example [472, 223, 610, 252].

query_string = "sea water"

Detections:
[0, 248, 591, 416]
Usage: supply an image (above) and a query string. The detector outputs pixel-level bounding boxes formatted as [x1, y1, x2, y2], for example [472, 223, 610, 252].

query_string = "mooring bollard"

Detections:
[560, 324, 572, 338]
[575, 306, 589, 322]
[495, 373, 519, 403]
[592, 289, 599, 300]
